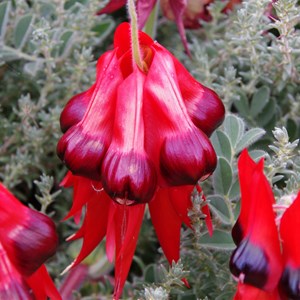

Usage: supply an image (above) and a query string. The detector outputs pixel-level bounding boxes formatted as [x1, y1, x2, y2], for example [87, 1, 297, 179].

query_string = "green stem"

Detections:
[127, 0, 144, 71]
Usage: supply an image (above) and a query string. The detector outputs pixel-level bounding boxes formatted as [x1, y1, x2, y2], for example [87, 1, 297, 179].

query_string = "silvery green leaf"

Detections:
[211, 130, 232, 162]
[213, 157, 233, 196]
[224, 114, 245, 148]
[235, 128, 266, 153]
[207, 195, 231, 225]
[14, 14, 34, 49]
[250, 86, 270, 118]
[0, 1, 10, 40]
[199, 230, 235, 250]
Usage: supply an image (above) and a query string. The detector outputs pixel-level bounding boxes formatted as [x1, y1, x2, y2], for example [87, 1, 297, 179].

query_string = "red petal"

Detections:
[0, 243, 32, 300]
[234, 282, 281, 300]
[57, 50, 122, 180]
[113, 203, 145, 300]
[60, 86, 95, 133]
[71, 191, 111, 267]
[97, 0, 126, 14]
[113, 22, 154, 58]
[149, 188, 181, 264]
[26, 265, 62, 300]
[230, 152, 282, 292]
[144, 46, 216, 186]
[59, 171, 74, 188]
[169, 185, 194, 228]
[0, 183, 58, 277]
[232, 149, 258, 245]
[101, 68, 157, 203]
[280, 192, 300, 267]
[62, 174, 102, 220]
[171, 54, 224, 136]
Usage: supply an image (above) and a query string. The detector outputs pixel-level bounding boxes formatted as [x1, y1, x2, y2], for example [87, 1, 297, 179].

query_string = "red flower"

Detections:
[0, 182, 61, 300]
[58, 21, 223, 299]
[57, 22, 224, 205]
[60, 172, 212, 299]
[230, 150, 300, 299]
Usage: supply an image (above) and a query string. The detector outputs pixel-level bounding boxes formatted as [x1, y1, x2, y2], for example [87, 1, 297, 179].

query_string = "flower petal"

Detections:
[97, 0, 126, 14]
[234, 282, 281, 300]
[0, 183, 58, 277]
[57, 50, 122, 180]
[71, 191, 111, 267]
[232, 149, 258, 245]
[60, 86, 95, 133]
[149, 188, 182, 264]
[279, 192, 300, 299]
[170, 51, 225, 136]
[26, 265, 62, 300]
[137, 0, 157, 29]
[0, 243, 33, 300]
[101, 68, 157, 203]
[144, 46, 217, 186]
[112, 203, 145, 300]
[230, 153, 282, 291]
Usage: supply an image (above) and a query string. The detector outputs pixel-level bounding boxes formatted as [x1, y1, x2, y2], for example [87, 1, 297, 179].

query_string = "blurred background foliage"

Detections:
[0, 0, 299, 299]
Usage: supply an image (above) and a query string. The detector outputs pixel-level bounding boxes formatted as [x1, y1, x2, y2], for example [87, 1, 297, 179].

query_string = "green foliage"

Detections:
[0, 0, 299, 299]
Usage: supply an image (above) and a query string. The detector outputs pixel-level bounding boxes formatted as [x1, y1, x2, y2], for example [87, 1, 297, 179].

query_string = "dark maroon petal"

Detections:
[279, 266, 300, 300]
[57, 125, 108, 180]
[60, 87, 94, 133]
[0, 209, 58, 277]
[102, 151, 157, 203]
[170, 49, 225, 136]
[144, 44, 217, 187]
[57, 50, 123, 180]
[232, 220, 243, 246]
[160, 130, 217, 185]
[101, 68, 157, 204]
[230, 238, 269, 289]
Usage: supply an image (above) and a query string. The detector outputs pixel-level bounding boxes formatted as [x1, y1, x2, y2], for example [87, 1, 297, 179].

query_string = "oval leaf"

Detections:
[14, 14, 33, 49]
[224, 114, 245, 148]
[0, 1, 10, 40]
[199, 230, 235, 250]
[235, 128, 266, 153]
[213, 157, 233, 196]
[250, 86, 270, 118]
[211, 130, 232, 162]
[207, 195, 231, 225]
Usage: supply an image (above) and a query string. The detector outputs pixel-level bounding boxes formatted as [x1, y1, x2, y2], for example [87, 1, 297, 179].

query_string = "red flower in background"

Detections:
[58, 21, 223, 299]
[230, 150, 300, 300]
[0, 183, 61, 300]
[98, 0, 241, 55]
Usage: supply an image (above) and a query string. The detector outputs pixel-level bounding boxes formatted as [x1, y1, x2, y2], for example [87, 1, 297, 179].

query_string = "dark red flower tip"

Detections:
[279, 266, 300, 299]
[60, 87, 94, 133]
[231, 220, 243, 246]
[230, 238, 269, 289]
[169, 49, 225, 136]
[101, 150, 157, 203]
[160, 129, 217, 186]
[57, 125, 108, 180]
[1, 209, 58, 277]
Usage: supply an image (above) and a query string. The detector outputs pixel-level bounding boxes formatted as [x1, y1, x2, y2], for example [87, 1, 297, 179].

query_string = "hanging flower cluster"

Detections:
[0, 183, 61, 300]
[58, 21, 224, 299]
[98, 0, 241, 54]
[230, 150, 300, 300]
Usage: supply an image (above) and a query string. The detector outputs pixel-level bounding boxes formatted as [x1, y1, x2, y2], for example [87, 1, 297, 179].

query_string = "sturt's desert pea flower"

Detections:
[230, 149, 300, 300]
[58, 17, 223, 299]
[98, 0, 241, 54]
[57, 22, 224, 204]
[0, 182, 61, 300]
